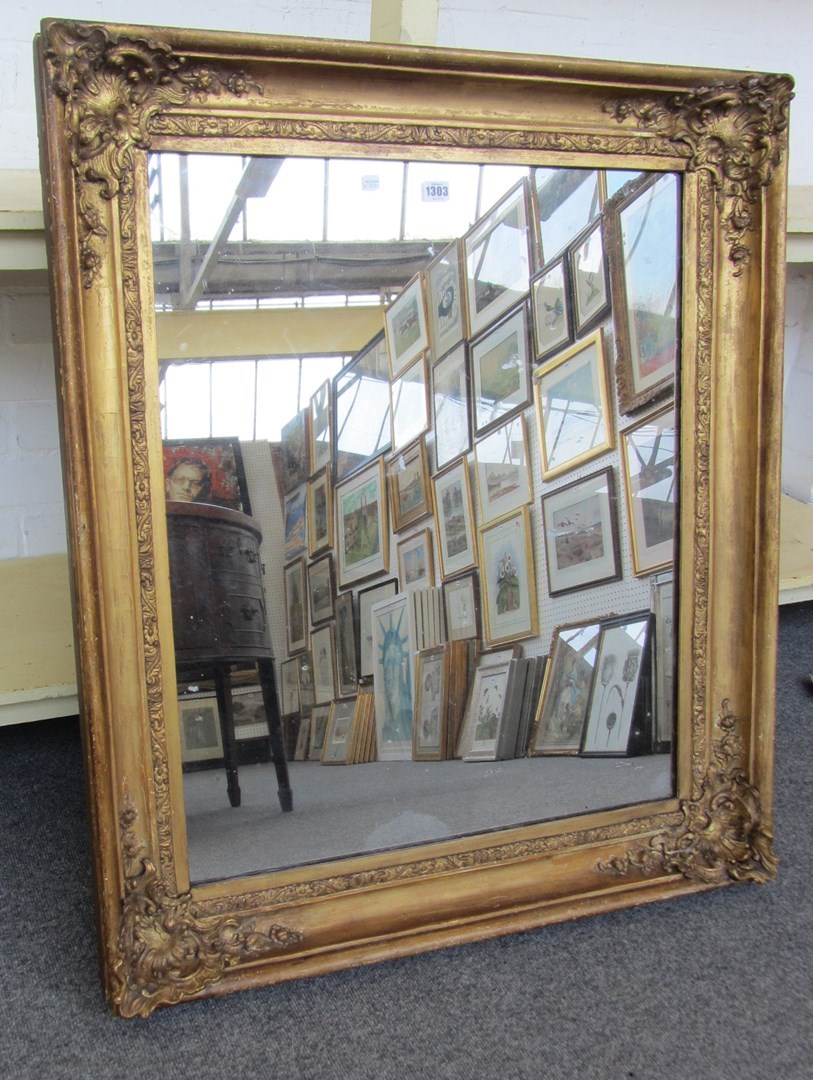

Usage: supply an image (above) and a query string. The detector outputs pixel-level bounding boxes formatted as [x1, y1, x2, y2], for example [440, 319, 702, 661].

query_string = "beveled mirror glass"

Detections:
[35, 19, 790, 1017]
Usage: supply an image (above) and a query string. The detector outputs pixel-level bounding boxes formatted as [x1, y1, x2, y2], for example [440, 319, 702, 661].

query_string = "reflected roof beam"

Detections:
[154, 240, 434, 303]
[180, 157, 282, 309]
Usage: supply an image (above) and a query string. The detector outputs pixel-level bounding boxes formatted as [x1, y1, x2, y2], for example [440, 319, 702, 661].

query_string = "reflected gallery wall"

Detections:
[153, 156, 680, 881]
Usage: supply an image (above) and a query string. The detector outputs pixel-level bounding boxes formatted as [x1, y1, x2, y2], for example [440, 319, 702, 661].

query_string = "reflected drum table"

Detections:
[166, 500, 292, 812]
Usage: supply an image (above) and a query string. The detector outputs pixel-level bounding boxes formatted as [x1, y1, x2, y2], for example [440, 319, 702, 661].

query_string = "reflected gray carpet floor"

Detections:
[1, 603, 811, 1078]
[184, 754, 672, 882]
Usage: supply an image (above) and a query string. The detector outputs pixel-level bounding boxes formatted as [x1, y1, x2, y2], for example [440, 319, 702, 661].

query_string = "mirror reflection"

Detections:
[151, 153, 679, 884]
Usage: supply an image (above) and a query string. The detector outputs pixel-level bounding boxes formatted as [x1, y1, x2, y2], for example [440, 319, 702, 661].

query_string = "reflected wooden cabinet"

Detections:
[166, 502, 272, 663]
[166, 501, 292, 811]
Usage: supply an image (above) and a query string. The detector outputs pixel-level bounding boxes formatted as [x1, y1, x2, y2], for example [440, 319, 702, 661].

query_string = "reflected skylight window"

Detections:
[402, 162, 480, 241]
[187, 155, 245, 241]
[326, 159, 405, 242]
[211, 360, 256, 439]
[163, 362, 211, 439]
[150, 154, 181, 243]
[256, 358, 302, 440]
[244, 158, 325, 242]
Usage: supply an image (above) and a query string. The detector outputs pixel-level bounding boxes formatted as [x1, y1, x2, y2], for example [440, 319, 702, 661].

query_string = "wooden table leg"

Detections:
[258, 658, 293, 812]
[214, 667, 241, 807]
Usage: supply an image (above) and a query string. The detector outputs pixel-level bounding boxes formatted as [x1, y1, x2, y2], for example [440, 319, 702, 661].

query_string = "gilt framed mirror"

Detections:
[35, 19, 791, 1017]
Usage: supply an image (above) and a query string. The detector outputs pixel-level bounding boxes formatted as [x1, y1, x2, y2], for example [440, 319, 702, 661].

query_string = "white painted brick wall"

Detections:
[4, 1, 373, 172]
[0, 287, 67, 558]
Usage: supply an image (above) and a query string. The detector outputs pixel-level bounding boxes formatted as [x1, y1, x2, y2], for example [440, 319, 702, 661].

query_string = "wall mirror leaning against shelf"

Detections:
[35, 19, 791, 1017]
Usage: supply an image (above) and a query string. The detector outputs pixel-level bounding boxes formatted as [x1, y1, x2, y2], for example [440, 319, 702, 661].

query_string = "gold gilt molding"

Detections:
[688, 173, 715, 790]
[42, 21, 260, 285]
[151, 112, 676, 160]
[599, 702, 777, 886]
[197, 812, 680, 917]
[113, 797, 303, 1018]
[118, 175, 179, 889]
[605, 75, 794, 275]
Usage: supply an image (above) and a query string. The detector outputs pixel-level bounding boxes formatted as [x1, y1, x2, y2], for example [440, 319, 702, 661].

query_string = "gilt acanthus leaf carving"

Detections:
[599, 701, 777, 886]
[42, 21, 260, 285]
[113, 797, 302, 1018]
[605, 75, 793, 274]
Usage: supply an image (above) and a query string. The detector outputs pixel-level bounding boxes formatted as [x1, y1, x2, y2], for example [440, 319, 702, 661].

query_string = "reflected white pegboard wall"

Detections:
[241, 441, 288, 666]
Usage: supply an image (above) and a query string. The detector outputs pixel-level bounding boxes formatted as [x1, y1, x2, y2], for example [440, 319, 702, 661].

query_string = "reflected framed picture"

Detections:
[651, 574, 675, 751]
[620, 404, 677, 576]
[370, 591, 415, 760]
[530, 256, 573, 363]
[390, 356, 429, 454]
[294, 716, 310, 761]
[283, 485, 308, 562]
[279, 657, 301, 717]
[425, 239, 467, 359]
[533, 328, 614, 480]
[432, 459, 478, 580]
[384, 273, 429, 379]
[280, 409, 310, 495]
[478, 506, 538, 646]
[530, 620, 601, 755]
[568, 218, 610, 335]
[442, 571, 480, 642]
[308, 704, 331, 761]
[297, 650, 315, 713]
[311, 624, 336, 706]
[163, 438, 250, 513]
[456, 658, 511, 762]
[335, 458, 389, 588]
[178, 694, 223, 763]
[334, 591, 358, 697]
[321, 699, 357, 765]
[387, 436, 431, 533]
[473, 414, 532, 525]
[413, 645, 450, 761]
[431, 341, 471, 473]
[581, 612, 651, 756]
[283, 558, 307, 654]
[307, 553, 335, 626]
[307, 468, 333, 557]
[604, 169, 645, 201]
[470, 301, 532, 438]
[541, 467, 621, 595]
[533, 166, 601, 265]
[333, 331, 391, 482]
[357, 577, 398, 680]
[309, 379, 332, 476]
[464, 178, 533, 338]
[606, 172, 680, 414]
[397, 528, 435, 590]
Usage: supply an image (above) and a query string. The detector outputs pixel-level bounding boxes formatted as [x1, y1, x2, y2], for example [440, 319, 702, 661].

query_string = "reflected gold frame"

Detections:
[35, 18, 790, 1016]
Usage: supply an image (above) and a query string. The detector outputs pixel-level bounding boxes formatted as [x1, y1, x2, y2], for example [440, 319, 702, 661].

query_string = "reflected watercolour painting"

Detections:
[371, 592, 415, 760]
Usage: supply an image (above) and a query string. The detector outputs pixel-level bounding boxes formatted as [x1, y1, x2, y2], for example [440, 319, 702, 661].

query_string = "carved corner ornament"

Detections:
[112, 796, 302, 1018]
[600, 701, 778, 887]
[605, 74, 794, 275]
[42, 21, 260, 287]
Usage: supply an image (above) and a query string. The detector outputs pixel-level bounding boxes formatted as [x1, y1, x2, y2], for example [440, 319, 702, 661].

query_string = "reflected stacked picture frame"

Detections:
[270, 160, 681, 766]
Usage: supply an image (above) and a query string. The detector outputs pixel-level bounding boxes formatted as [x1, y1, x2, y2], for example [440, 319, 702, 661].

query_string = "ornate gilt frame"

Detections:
[35, 19, 790, 1017]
